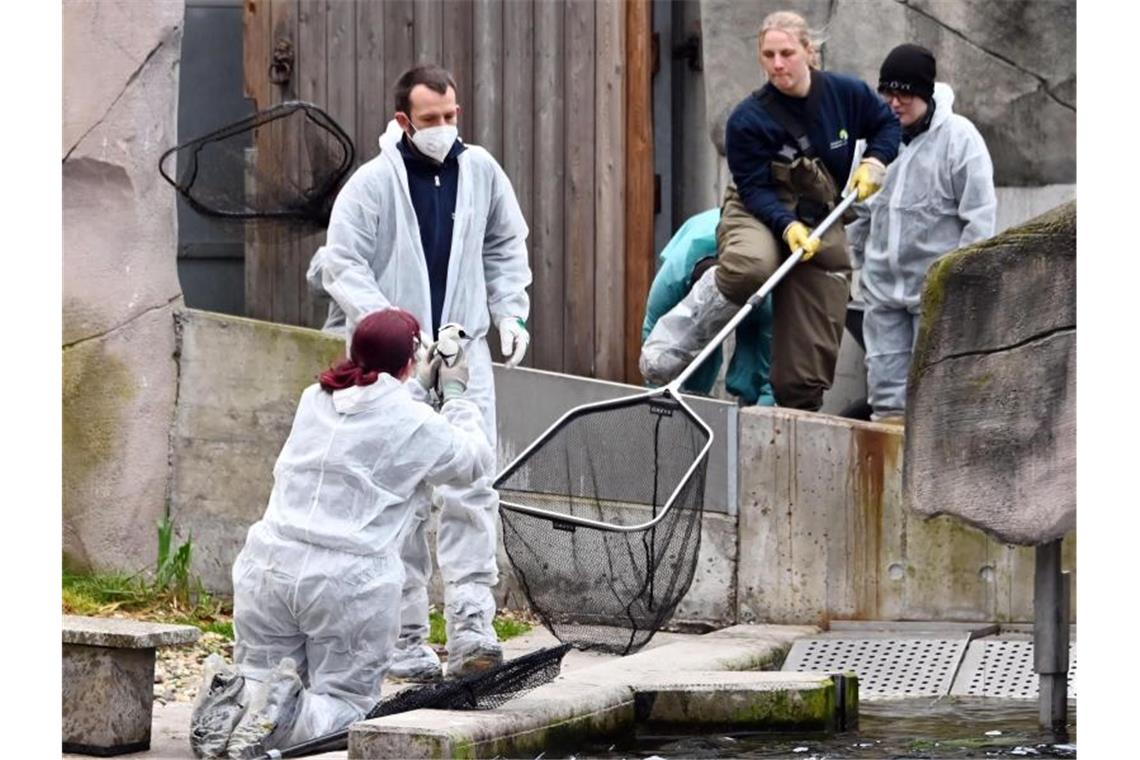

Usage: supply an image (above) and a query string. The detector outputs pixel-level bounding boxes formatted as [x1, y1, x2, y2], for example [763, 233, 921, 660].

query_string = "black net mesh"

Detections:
[273, 644, 572, 759]
[495, 391, 710, 655]
[158, 101, 353, 226]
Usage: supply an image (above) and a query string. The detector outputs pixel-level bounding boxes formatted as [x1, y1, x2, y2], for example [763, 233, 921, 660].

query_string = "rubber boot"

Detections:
[639, 265, 740, 385]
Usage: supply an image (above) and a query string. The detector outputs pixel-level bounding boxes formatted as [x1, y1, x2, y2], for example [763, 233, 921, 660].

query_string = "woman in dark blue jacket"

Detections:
[642, 10, 900, 412]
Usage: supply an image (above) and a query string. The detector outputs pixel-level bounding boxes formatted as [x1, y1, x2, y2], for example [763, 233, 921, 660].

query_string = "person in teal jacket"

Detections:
[641, 208, 775, 406]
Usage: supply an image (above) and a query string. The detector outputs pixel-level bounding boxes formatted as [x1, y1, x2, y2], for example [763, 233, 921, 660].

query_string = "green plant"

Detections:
[154, 516, 197, 607]
[426, 608, 532, 645]
[61, 516, 233, 639]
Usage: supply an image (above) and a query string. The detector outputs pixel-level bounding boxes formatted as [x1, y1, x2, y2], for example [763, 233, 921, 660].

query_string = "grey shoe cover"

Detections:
[639, 265, 739, 385]
[190, 654, 248, 759]
[386, 641, 443, 682]
[225, 657, 303, 759]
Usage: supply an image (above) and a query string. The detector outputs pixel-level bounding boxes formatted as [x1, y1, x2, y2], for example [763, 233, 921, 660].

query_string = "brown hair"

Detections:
[758, 11, 825, 70]
[393, 64, 458, 115]
[318, 308, 421, 392]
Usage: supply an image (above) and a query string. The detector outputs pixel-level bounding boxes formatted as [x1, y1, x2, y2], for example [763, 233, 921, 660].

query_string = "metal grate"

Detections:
[950, 639, 1078, 699]
[782, 637, 969, 698]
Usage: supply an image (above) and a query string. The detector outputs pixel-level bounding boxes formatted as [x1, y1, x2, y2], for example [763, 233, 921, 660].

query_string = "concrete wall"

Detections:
[165, 312, 1071, 626]
[736, 407, 1076, 625]
[63, 0, 186, 573]
[169, 310, 345, 591]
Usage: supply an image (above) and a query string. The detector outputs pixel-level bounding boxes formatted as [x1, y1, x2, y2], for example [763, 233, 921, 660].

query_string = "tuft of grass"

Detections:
[427, 607, 533, 645]
[62, 517, 233, 639]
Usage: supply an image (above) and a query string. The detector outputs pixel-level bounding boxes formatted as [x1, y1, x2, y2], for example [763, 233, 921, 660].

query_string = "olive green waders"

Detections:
[715, 158, 850, 411]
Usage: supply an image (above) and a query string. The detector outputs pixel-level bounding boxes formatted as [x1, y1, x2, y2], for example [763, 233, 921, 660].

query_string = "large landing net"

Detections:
[496, 390, 711, 655]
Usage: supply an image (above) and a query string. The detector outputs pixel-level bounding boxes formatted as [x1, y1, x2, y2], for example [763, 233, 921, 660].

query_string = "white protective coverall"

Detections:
[847, 82, 996, 418]
[231, 374, 493, 745]
[305, 120, 531, 665]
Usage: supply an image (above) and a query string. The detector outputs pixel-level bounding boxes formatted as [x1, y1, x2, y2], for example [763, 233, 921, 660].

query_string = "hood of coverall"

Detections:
[331, 373, 405, 415]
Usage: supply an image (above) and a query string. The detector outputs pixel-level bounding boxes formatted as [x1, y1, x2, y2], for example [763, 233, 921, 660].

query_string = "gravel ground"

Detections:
[153, 634, 453, 706]
[154, 632, 235, 706]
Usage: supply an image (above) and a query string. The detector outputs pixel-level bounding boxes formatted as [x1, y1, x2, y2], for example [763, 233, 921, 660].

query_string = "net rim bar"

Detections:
[494, 387, 714, 532]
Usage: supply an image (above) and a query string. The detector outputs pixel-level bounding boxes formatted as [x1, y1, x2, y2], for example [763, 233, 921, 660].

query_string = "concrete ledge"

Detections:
[349, 624, 825, 759]
[62, 615, 201, 649]
[633, 670, 848, 731]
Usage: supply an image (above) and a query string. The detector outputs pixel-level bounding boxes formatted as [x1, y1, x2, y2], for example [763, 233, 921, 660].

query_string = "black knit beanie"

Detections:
[878, 44, 936, 103]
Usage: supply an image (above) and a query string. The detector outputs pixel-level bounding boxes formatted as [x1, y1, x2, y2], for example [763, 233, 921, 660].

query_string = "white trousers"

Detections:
[862, 301, 922, 420]
[232, 522, 403, 745]
[398, 337, 501, 644]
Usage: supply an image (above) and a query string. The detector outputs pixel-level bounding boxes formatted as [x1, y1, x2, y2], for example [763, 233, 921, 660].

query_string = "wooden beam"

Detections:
[624, 0, 653, 384]
[532, 0, 565, 374]
[594, 0, 625, 381]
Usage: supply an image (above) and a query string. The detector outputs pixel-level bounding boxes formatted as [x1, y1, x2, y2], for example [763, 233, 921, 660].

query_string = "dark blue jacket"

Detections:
[725, 70, 900, 236]
[397, 135, 467, 339]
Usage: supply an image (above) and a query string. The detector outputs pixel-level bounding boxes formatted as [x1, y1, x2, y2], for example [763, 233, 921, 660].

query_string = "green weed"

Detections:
[427, 607, 533, 645]
[62, 517, 232, 638]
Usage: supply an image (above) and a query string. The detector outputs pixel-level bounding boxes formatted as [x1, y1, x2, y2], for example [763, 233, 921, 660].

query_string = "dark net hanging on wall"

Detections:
[158, 101, 354, 227]
[495, 390, 711, 656]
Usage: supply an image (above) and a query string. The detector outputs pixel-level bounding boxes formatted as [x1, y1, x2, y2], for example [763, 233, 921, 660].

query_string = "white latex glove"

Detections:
[413, 331, 439, 392]
[498, 317, 529, 368]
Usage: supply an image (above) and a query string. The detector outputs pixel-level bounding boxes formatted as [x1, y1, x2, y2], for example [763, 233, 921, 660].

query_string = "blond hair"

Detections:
[758, 11, 825, 69]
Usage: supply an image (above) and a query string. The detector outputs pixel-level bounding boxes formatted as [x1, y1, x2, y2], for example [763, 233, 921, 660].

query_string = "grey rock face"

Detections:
[903, 202, 1076, 545]
[699, 0, 1074, 185]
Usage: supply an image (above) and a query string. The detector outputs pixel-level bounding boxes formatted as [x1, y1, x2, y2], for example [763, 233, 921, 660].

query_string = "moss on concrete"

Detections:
[911, 200, 1075, 378]
[458, 703, 636, 759]
[62, 340, 136, 571]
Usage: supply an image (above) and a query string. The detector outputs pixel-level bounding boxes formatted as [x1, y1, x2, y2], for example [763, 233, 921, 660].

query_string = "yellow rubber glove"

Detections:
[783, 221, 822, 262]
[848, 157, 886, 201]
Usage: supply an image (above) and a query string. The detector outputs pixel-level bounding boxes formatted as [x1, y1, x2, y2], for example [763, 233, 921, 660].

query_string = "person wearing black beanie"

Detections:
[878, 44, 937, 144]
[847, 43, 997, 425]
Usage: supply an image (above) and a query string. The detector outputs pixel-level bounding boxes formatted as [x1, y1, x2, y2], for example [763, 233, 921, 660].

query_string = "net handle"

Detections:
[667, 188, 858, 393]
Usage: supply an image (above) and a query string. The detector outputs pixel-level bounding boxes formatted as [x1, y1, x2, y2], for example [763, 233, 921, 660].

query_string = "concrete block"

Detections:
[63, 0, 184, 345]
[633, 670, 847, 732]
[62, 0, 185, 578]
[351, 681, 636, 759]
[63, 645, 156, 756]
[61, 617, 198, 756]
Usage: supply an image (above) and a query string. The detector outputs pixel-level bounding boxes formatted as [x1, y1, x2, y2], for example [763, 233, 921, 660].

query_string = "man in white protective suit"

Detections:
[847, 44, 996, 423]
[306, 63, 532, 680]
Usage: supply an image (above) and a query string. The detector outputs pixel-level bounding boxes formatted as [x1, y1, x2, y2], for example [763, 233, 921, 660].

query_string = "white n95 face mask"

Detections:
[410, 123, 458, 163]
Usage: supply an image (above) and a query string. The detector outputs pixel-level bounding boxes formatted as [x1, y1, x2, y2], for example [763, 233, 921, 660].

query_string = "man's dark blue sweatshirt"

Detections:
[725, 69, 901, 236]
[397, 135, 467, 339]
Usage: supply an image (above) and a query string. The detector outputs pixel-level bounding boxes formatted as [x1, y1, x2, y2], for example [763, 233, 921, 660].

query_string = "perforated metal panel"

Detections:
[950, 639, 1078, 699]
[782, 636, 969, 698]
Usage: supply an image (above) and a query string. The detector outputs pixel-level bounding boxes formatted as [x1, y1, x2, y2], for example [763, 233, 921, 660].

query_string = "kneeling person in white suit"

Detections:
[191, 308, 492, 758]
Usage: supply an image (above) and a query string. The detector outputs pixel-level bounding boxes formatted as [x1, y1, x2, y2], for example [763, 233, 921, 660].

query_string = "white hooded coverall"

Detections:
[847, 82, 997, 418]
[305, 120, 531, 652]
[232, 375, 493, 744]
